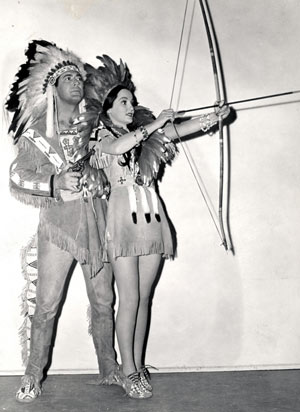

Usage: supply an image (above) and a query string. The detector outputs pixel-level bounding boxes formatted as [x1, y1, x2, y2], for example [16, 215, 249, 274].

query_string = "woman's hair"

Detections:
[103, 85, 138, 115]
[101, 85, 139, 169]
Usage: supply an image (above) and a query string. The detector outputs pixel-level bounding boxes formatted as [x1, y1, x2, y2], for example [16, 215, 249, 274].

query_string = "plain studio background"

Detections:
[0, 0, 300, 375]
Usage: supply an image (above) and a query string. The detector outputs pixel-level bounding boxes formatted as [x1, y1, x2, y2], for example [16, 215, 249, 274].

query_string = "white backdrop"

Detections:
[1, 0, 300, 374]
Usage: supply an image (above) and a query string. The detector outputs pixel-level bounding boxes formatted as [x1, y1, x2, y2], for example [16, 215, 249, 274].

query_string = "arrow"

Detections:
[177, 89, 300, 114]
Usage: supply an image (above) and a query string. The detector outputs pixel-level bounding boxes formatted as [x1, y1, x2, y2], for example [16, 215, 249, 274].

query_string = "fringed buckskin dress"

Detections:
[92, 120, 177, 261]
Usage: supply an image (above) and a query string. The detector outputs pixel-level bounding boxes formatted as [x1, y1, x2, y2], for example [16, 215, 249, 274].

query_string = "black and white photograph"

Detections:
[0, 1, 300, 411]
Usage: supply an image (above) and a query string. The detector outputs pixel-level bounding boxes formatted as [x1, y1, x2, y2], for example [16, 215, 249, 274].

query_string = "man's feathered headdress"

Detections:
[6, 40, 86, 143]
[84, 55, 136, 114]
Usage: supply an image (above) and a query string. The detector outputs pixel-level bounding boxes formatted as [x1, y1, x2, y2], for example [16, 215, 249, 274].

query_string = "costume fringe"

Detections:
[39, 220, 104, 276]
[10, 185, 54, 208]
[18, 229, 100, 365]
[89, 150, 111, 169]
[87, 304, 92, 336]
[19, 234, 38, 366]
[18, 317, 30, 366]
[109, 241, 173, 260]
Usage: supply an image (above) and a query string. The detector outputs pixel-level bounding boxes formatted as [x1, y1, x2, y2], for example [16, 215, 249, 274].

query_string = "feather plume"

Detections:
[84, 55, 178, 185]
[133, 107, 178, 184]
[84, 55, 135, 113]
[6, 40, 86, 143]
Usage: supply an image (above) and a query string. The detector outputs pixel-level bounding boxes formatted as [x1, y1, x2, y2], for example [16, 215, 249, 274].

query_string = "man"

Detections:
[6, 40, 120, 403]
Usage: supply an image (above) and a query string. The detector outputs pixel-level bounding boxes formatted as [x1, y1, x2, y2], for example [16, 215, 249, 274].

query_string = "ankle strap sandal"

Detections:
[124, 371, 152, 399]
[139, 365, 157, 392]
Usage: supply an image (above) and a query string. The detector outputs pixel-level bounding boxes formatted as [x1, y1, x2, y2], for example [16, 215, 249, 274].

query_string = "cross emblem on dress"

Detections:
[118, 177, 127, 185]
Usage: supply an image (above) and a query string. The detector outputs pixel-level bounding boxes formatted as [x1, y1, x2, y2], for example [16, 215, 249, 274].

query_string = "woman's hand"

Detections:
[155, 109, 175, 128]
[214, 101, 230, 120]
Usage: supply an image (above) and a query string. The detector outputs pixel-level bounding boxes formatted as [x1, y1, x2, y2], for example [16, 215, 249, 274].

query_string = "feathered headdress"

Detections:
[84, 55, 136, 114]
[85, 55, 178, 185]
[6, 40, 86, 143]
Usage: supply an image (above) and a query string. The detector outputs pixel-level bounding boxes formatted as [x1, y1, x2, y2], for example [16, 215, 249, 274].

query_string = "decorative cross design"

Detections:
[62, 137, 73, 152]
[118, 177, 127, 185]
[61, 137, 75, 159]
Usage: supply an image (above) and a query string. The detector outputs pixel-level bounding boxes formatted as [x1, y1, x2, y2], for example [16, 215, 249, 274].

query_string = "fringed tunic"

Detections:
[9, 128, 107, 276]
[103, 155, 173, 259]
[93, 124, 176, 260]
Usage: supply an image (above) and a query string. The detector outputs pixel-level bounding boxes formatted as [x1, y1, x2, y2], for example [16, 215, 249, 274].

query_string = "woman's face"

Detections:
[107, 89, 135, 128]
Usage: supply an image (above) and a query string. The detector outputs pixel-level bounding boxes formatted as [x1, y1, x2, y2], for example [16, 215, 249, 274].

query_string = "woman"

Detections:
[83, 55, 230, 399]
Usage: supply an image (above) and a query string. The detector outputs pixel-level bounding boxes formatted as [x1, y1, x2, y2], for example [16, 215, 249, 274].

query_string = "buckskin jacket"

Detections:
[10, 122, 108, 276]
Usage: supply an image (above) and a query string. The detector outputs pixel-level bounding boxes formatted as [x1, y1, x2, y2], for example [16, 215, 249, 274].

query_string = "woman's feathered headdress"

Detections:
[84, 54, 136, 114]
[85, 55, 178, 185]
[6, 40, 86, 143]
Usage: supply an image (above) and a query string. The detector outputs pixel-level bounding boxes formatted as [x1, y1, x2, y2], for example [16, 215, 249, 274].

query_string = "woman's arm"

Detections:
[101, 109, 175, 155]
[164, 106, 230, 140]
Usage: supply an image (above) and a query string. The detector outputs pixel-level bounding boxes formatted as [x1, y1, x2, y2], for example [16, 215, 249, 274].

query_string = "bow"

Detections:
[198, 0, 232, 251]
[170, 0, 233, 251]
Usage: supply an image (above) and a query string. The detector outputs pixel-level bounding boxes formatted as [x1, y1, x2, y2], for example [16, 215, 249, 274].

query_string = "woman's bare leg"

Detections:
[134, 254, 162, 370]
[107, 250, 139, 377]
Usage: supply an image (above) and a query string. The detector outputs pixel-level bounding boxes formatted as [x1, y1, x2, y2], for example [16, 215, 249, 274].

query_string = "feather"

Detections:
[132, 107, 178, 184]
[85, 55, 135, 113]
[6, 40, 86, 143]
[83, 55, 178, 184]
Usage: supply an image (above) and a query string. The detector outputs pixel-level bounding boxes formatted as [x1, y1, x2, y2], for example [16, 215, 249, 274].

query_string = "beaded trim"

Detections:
[199, 113, 214, 132]
[48, 65, 80, 85]
[139, 125, 149, 141]
[59, 129, 79, 136]
[44, 64, 80, 92]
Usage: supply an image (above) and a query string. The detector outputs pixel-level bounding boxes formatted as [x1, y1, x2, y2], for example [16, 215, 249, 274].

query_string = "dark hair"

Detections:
[103, 85, 138, 114]
[102, 86, 139, 169]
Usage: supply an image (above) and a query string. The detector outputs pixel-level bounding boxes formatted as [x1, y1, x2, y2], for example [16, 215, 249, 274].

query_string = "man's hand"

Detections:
[54, 168, 82, 192]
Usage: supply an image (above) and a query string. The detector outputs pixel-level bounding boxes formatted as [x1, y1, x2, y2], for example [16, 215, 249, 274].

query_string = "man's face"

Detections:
[56, 70, 84, 105]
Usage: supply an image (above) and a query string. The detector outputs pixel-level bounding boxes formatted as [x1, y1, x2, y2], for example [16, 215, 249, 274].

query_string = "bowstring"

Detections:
[169, 0, 189, 109]
[172, 124, 224, 242]
[170, 0, 223, 243]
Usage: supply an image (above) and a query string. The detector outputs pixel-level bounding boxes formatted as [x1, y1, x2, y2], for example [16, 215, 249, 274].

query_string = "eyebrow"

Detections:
[61, 73, 82, 80]
[118, 96, 134, 103]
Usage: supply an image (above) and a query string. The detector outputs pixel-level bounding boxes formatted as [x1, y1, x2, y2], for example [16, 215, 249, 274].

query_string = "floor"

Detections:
[0, 370, 299, 412]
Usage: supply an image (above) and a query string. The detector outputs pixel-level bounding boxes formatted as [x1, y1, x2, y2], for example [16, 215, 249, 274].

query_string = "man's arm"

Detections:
[9, 136, 58, 205]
